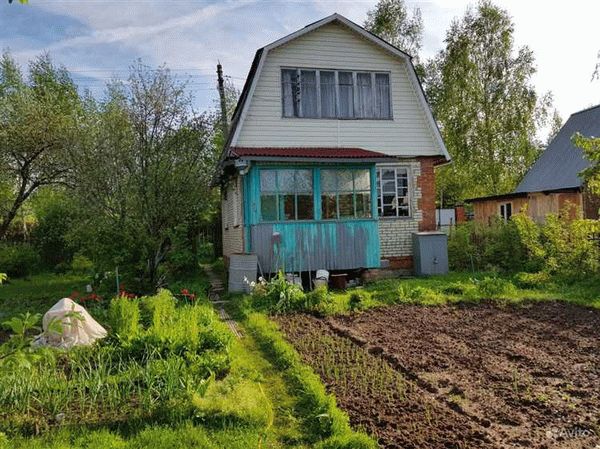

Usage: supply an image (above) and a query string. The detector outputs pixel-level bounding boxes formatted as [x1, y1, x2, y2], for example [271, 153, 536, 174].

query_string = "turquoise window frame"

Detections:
[248, 163, 378, 225]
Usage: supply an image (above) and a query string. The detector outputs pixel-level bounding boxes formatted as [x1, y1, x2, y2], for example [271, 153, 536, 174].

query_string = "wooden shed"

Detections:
[468, 104, 600, 223]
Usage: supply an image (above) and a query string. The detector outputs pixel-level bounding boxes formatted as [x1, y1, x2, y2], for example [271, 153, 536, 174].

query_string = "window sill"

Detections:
[256, 217, 377, 225]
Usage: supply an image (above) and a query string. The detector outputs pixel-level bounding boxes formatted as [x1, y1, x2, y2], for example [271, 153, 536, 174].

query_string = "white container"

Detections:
[316, 269, 329, 281]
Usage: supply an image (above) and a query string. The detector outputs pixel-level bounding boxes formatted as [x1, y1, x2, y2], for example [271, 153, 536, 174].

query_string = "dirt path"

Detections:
[276, 301, 600, 449]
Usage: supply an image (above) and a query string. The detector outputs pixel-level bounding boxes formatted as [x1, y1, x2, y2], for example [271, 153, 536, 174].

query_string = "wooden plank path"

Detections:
[203, 265, 243, 339]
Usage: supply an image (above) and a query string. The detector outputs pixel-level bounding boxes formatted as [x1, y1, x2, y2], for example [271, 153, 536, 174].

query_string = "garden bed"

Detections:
[276, 301, 600, 448]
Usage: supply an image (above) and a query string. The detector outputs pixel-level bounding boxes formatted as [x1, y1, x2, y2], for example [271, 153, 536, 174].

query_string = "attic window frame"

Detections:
[281, 68, 393, 120]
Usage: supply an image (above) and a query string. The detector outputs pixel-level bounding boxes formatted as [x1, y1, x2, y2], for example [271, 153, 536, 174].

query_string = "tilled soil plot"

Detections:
[276, 301, 600, 449]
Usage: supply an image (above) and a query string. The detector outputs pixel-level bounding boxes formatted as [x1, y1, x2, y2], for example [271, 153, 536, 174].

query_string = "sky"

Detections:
[1, 0, 599, 130]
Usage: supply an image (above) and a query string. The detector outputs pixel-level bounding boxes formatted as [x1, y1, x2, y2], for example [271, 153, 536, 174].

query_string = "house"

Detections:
[468, 105, 600, 224]
[213, 13, 450, 275]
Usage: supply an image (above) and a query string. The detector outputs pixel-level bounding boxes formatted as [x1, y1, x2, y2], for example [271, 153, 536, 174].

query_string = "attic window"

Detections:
[281, 68, 391, 119]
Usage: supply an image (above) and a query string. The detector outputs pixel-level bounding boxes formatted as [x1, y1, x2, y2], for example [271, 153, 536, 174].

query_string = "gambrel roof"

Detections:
[515, 104, 598, 193]
[213, 13, 450, 183]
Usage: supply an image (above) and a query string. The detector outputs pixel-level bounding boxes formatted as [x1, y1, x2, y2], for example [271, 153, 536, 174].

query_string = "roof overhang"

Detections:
[466, 187, 581, 203]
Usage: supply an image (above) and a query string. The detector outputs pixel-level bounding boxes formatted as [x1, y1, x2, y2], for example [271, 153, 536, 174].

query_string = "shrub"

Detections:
[475, 277, 516, 298]
[448, 220, 528, 273]
[70, 254, 94, 274]
[513, 271, 551, 289]
[440, 282, 474, 296]
[0, 242, 40, 278]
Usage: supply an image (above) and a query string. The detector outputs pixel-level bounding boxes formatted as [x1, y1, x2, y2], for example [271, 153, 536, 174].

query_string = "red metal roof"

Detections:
[230, 147, 395, 160]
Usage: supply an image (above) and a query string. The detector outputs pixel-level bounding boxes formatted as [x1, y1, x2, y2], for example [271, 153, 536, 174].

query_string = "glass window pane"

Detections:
[261, 195, 277, 221]
[281, 69, 299, 117]
[300, 70, 318, 118]
[297, 194, 314, 220]
[295, 169, 312, 193]
[321, 194, 337, 219]
[282, 194, 295, 220]
[320, 71, 336, 118]
[338, 193, 354, 218]
[277, 169, 295, 193]
[356, 192, 371, 218]
[354, 170, 370, 190]
[338, 170, 353, 192]
[374, 73, 391, 118]
[260, 170, 277, 193]
[338, 72, 353, 118]
[356, 73, 373, 118]
[320, 169, 337, 193]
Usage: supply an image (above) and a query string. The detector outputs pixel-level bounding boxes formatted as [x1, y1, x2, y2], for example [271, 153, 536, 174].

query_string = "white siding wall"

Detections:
[235, 22, 441, 157]
[221, 176, 244, 258]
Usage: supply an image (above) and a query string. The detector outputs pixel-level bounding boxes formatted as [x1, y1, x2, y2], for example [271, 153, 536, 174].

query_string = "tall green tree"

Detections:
[573, 134, 600, 195]
[0, 53, 81, 239]
[426, 1, 552, 204]
[364, 0, 423, 60]
[71, 62, 216, 289]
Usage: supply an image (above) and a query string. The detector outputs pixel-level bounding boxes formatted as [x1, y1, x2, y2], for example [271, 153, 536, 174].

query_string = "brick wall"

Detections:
[377, 157, 439, 267]
[221, 176, 244, 262]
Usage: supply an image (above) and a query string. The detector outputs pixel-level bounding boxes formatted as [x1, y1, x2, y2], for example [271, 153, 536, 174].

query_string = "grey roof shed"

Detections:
[514, 105, 599, 194]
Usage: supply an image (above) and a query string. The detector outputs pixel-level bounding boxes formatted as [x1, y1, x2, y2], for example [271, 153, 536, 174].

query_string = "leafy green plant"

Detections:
[348, 290, 368, 312]
[0, 273, 6, 285]
[305, 286, 336, 316]
[475, 277, 516, 298]
[108, 296, 141, 341]
[250, 272, 305, 314]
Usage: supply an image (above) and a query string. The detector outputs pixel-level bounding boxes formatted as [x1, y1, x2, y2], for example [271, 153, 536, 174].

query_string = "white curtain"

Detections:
[281, 69, 297, 117]
[338, 71, 354, 118]
[300, 70, 318, 117]
[356, 73, 372, 118]
[375, 73, 391, 118]
[320, 71, 336, 118]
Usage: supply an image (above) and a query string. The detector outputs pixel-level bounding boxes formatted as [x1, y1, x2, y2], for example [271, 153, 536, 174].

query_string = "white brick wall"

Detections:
[222, 176, 244, 258]
[378, 160, 422, 258]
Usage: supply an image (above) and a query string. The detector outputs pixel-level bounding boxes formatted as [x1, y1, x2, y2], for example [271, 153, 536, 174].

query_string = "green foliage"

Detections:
[448, 219, 531, 273]
[513, 208, 600, 279]
[0, 242, 40, 278]
[108, 296, 141, 341]
[0, 290, 233, 436]
[475, 277, 516, 298]
[573, 133, 600, 196]
[364, 0, 423, 59]
[0, 52, 83, 240]
[426, 1, 552, 204]
[30, 189, 78, 269]
[0, 273, 6, 285]
[305, 286, 336, 316]
[348, 290, 369, 312]
[70, 254, 94, 275]
[250, 272, 306, 314]
[513, 271, 551, 290]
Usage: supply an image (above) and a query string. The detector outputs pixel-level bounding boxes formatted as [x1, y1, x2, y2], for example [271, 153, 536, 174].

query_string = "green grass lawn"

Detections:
[324, 271, 600, 314]
[0, 273, 89, 320]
